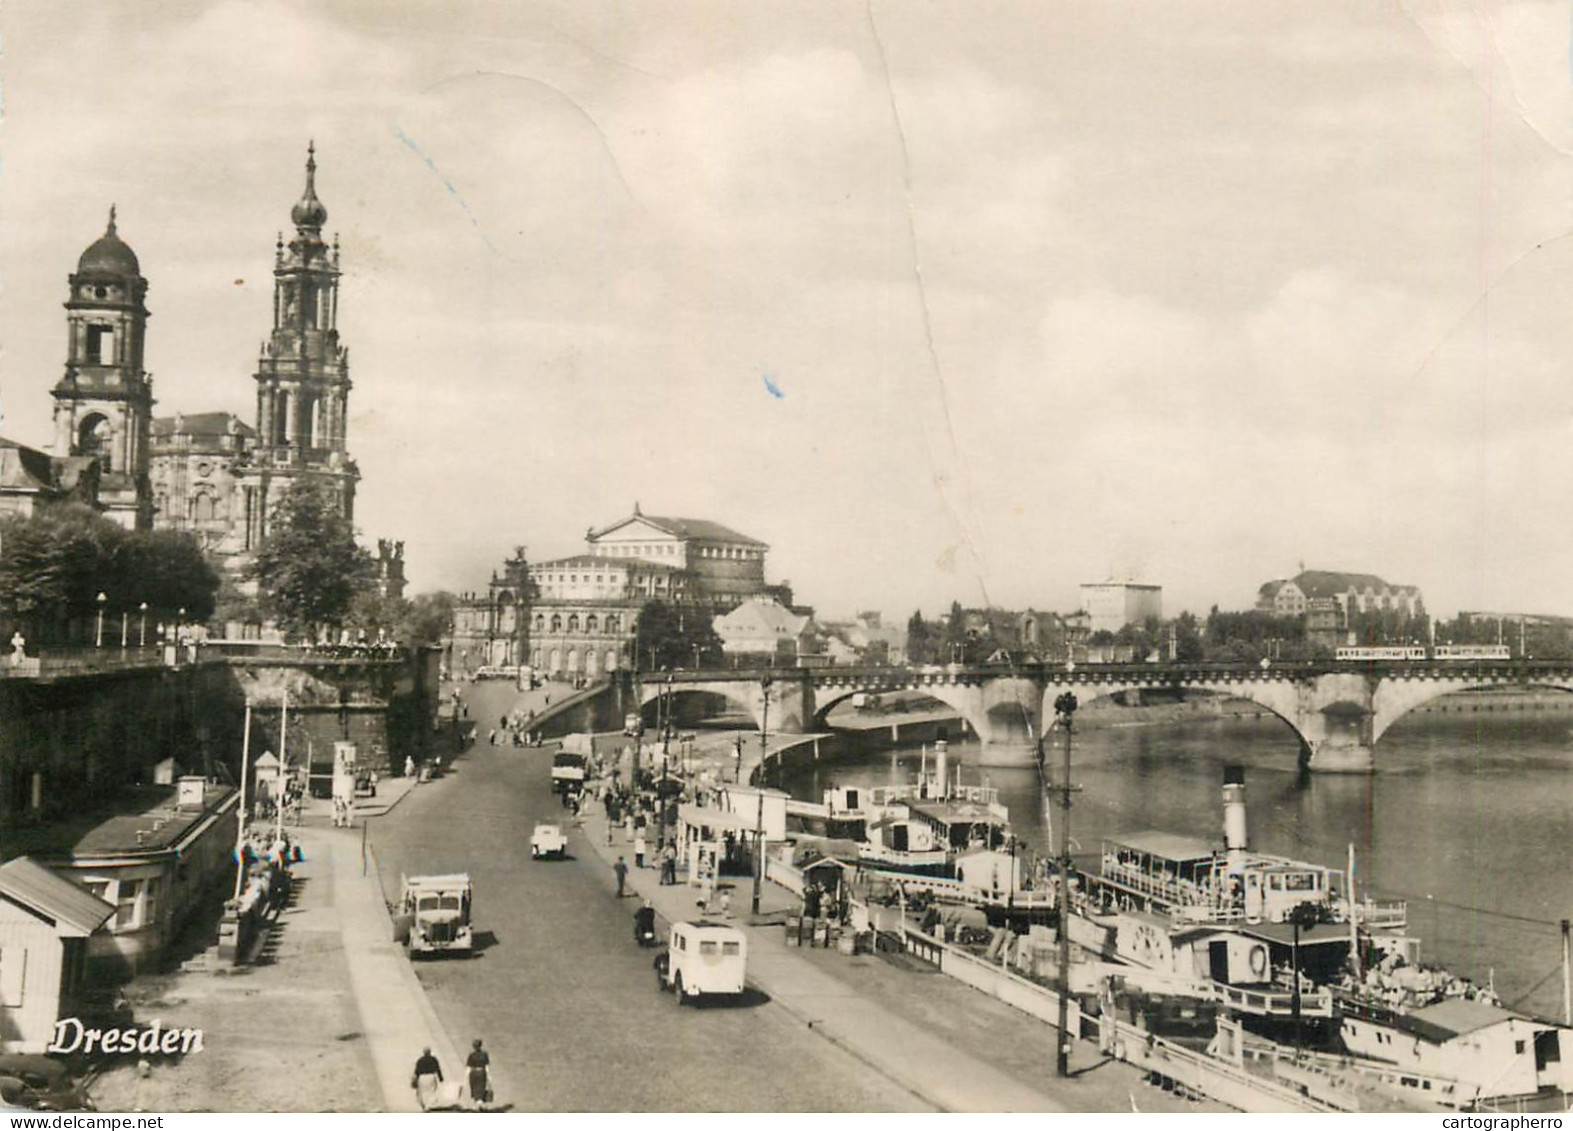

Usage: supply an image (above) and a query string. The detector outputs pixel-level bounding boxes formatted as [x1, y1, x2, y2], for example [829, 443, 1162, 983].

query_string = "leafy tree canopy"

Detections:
[0, 504, 217, 643]
[634, 600, 723, 670]
[246, 481, 373, 642]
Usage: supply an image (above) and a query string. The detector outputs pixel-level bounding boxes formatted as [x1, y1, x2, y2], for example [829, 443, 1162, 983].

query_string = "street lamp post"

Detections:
[1052, 690, 1079, 1078]
[752, 674, 773, 916]
[95, 592, 107, 648]
[139, 603, 148, 648]
[658, 672, 673, 856]
[120, 611, 128, 649]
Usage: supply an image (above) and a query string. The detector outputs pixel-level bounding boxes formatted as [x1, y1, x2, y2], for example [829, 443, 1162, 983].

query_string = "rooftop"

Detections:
[1106, 831, 1220, 862]
[151, 412, 255, 440]
[589, 508, 766, 547]
[0, 856, 115, 936]
[4, 782, 238, 861]
[1396, 999, 1524, 1043]
[1291, 570, 1419, 597]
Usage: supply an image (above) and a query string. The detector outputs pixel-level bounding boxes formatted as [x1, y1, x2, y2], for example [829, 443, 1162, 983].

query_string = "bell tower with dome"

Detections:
[235, 142, 359, 552]
[50, 206, 154, 529]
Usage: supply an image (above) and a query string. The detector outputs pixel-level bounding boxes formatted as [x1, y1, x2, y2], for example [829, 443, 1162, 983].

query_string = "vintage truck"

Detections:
[396, 873, 474, 957]
[550, 752, 588, 794]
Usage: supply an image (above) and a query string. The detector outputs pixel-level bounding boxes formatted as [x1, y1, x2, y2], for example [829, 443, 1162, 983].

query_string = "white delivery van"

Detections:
[656, 920, 747, 1004]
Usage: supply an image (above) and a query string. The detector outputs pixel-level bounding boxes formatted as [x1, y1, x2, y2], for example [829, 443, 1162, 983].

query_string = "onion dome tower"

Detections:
[239, 143, 358, 550]
[51, 206, 154, 529]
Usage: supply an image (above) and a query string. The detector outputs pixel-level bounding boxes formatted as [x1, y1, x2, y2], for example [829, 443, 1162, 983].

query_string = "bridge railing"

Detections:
[0, 646, 167, 679]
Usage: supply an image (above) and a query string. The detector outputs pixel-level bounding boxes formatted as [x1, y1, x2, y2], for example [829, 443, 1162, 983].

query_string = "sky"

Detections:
[3, 0, 1573, 621]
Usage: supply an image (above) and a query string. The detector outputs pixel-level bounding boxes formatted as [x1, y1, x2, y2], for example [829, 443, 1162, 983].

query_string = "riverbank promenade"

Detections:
[572, 798, 1217, 1113]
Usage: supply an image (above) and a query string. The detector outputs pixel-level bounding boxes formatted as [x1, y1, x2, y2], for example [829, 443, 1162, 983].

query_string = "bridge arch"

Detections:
[639, 681, 763, 731]
[1372, 674, 1573, 744]
[809, 683, 982, 738]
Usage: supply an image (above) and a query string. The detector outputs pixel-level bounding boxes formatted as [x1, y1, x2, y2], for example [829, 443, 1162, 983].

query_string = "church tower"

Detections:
[51, 207, 154, 529]
[238, 143, 359, 550]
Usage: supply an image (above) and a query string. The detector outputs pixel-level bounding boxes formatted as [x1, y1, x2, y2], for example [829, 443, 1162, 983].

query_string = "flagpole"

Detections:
[275, 692, 289, 845]
[233, 705, 252, 899]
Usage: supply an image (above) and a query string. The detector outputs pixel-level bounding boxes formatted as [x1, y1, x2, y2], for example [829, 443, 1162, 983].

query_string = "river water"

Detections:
[781, 708, 1573, 1020]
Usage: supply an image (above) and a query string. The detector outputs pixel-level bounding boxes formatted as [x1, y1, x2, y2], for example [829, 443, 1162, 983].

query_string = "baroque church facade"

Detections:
[37, 146, 404, 603]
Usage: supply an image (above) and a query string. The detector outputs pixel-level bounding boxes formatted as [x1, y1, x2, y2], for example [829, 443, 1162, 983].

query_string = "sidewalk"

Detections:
[580, 803, 1069, 1112]
[88, 826, 384, 1112]
[327, 827, 464, 1113]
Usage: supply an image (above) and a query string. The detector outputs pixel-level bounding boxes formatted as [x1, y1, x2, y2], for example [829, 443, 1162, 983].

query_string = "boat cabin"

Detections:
[1097, 832, 1344, 925]
[1341, 1000, 1573, 1103]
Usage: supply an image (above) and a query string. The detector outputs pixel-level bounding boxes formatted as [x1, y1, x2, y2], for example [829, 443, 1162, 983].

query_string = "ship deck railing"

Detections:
[1097, 860, 1237, 917]
[1353, 899, 1409, 929]
[895, 920, 1340, 1111]
[1215, 982, 1334, 1018]
[1246, 1041, 1480, 1109]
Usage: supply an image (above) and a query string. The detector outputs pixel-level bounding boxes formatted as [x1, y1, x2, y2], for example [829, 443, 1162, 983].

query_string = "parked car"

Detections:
[530, 822, 567, 860]
[0, 1056, 94, 1112]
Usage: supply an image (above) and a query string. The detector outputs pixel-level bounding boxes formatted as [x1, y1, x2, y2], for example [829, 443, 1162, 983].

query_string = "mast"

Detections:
[1348, 843, 1361, 981]
[1562, 917, 1570, 1026]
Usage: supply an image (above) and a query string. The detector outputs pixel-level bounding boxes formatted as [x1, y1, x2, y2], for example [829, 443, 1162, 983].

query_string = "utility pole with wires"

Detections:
[1049, 691, 1079, 1077]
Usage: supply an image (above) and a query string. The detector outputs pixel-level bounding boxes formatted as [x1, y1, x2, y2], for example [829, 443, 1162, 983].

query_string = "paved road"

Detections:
[369, 682, 927, 1112]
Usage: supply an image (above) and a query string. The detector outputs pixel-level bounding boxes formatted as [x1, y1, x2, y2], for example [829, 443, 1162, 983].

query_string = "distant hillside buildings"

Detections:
[1079, 581, 1163, 635]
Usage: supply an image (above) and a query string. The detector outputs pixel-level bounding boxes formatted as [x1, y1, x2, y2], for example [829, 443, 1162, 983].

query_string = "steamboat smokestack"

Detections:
[1223, 764, 1248, 874]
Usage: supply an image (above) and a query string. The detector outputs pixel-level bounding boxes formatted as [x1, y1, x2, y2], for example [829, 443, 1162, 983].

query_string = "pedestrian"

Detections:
[500, 715, 507, 730]
[489, 728, 497, 746]
[411, 1047, 443, 1111]
[634, 832, 647, 869]
[662, 841, 678, 886]
[624, 813, 635, 843]
[466, 1039, 492, 1111]
[614, 856, 629, 898]
[404, 755, 415, 777]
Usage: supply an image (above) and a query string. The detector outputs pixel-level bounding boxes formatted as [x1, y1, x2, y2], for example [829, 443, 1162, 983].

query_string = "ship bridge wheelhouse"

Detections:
[905, 799, 1009, 852]
[1098, 832, 1234, 915]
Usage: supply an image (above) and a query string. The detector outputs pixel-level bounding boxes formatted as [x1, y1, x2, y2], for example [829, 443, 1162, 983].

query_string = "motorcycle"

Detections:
[634, 905, 658, 948]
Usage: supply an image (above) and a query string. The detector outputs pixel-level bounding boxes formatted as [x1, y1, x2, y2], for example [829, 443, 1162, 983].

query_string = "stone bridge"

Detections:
[637, 660, 1573, 773]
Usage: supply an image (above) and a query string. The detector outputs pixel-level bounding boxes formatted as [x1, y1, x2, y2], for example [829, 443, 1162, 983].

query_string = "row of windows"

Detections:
[529, 648, 621, 674]
[535, 613, 625, 634]
[591, 542, 763, 561]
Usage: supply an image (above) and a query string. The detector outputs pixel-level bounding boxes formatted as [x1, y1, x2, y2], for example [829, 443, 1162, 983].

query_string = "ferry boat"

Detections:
[985, 765, 1573, 1108]
[815, 739, 1014, 887]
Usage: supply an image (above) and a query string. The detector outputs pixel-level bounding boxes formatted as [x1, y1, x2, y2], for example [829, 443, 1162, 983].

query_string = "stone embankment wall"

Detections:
[0, 663, 245, 832]
[0, 651, 439, 835]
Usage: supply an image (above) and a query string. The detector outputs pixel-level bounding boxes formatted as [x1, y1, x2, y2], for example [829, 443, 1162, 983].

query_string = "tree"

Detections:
[634, 600, 723, 670]
[1171, 611, 1205, 662]
[906, 611, 936, 665]
[399, 591, 456, 648]
[246, 481, 373, 642]
[0, 504, 217, 644]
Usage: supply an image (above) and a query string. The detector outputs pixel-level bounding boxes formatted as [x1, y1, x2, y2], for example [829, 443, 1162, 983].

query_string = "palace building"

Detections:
[447, 506, 790, 678]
